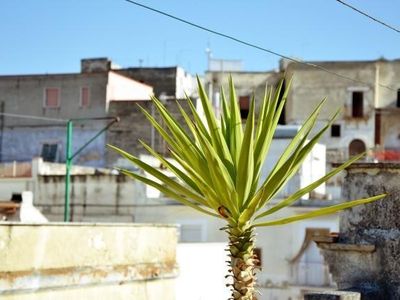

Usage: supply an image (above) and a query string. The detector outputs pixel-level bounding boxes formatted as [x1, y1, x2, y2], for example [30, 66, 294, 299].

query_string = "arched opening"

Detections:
[349, 139, 366, 156]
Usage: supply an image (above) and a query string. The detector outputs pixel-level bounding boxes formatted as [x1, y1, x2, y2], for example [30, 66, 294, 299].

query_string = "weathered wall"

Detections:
[0, 73, 109, 125]
[317, 163, 400, 299]
[377, 108, 400, 150]
[286, 61, 377, 157]
[0, 127, 106, 166]
[0, 223, 178, 300]
[0, 171, 143, 222]
[106, 99, 193, 166]
[0, 67, 155, 167]
[81, 58, 112, 73]
[204, 71, 281, 113]
[3, 280, 176, 300]
[35, 174, 143, 222]
[375, 59, 400, 108]
[0, 72, 109, 166]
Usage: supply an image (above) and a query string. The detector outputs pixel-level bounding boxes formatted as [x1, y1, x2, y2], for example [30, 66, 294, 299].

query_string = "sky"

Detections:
[1, 0, 399, 75]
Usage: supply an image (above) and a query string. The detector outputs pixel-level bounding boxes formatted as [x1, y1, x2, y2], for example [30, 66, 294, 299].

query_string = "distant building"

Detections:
[205, 58, 400, 163]
[205, 58, 400, 200]
[106, 65, 199, 166]
[114, 66, 197, 100]
[204, 68, 281, 118]
[285, 58, 400, 162]
[0, 58, 153, 167]
[106, 99, 194, 166]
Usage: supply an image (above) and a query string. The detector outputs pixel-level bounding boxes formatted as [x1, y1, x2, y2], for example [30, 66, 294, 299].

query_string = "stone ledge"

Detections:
[316, 242, 375, 252]
[0, 262, 178, 294]
[304, 290, 361, 300]
[332, 162, 400, 169]
[1, 221, 178, 228]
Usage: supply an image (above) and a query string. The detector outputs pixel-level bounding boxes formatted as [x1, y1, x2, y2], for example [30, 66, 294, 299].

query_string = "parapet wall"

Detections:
[0, 223, 178, 300]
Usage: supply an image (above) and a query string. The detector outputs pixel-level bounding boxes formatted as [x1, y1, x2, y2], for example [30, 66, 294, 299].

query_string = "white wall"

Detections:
[260, 138, 326, 199]
[176, 243, 229, 300]
[0, 178, 35, 200]
[106, 71, 153, 103]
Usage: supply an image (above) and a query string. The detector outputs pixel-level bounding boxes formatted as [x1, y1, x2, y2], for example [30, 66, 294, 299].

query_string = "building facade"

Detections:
[0, 58, 153, 167]
[285, 59, 400, 162]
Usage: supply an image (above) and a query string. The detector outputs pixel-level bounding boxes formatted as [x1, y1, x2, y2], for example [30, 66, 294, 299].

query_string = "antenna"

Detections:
[205, 45, 212, 71]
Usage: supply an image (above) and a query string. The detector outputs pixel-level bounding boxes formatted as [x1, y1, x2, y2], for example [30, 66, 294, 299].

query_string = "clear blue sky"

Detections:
[1, 0, 399, 75]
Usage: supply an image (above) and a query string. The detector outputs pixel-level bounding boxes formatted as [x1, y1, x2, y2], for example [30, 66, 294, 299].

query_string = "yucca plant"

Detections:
[109, 77, 385, 300]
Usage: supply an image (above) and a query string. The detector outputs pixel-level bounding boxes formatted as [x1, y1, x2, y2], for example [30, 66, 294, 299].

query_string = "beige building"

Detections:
[0, 58, 153, 167]
[205, 68, 281, 119]
[285, 59, 400, 162]
[205, 58, 400, 163]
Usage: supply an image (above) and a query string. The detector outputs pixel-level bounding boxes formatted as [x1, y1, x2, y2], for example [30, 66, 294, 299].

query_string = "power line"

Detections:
[122, 0, 396, 91]
[0, 112, 67, 123]
[336, 0, 400, 34]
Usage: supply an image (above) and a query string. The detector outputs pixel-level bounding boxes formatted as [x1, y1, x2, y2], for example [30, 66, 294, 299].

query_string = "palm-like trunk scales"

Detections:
[227, 223, 258, 300]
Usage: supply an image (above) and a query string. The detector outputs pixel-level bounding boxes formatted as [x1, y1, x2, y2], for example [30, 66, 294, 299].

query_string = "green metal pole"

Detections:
[63, 117, 118, 222]
[70, 119, 119, 161]
[64, 121, 73, 222]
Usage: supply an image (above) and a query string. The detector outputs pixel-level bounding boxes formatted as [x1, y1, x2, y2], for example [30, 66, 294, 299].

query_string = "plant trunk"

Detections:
[227, 223, 258, 300]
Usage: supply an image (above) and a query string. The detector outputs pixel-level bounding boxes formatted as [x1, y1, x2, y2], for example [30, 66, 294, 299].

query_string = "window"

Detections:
[239, 96, 250, 119]
[80, 87, 90, 107]
[352, 91, 363, 118]
[349, 139, 366, 156]
[44, 88, 60, 108]
[331, 124, 341, 137]
[397, 89, 400, 108]
[41, 143, 58, 162]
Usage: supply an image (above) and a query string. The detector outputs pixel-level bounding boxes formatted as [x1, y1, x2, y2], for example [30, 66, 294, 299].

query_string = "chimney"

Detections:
[81, 58, 112, 73]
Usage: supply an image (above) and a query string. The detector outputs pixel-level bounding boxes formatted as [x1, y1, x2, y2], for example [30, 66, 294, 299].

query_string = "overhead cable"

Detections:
[336, 0, 400, 34]
[122, 0, 396, 91]
[0, 112, 67, 122]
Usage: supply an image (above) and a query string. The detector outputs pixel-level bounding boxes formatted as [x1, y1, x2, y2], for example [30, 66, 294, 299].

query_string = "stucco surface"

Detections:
[0, 223, 178, 299]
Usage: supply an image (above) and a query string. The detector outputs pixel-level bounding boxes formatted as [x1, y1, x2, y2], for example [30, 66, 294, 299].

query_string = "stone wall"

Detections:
[106, 99, 193, 166]
[311, 162, 400, 300]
